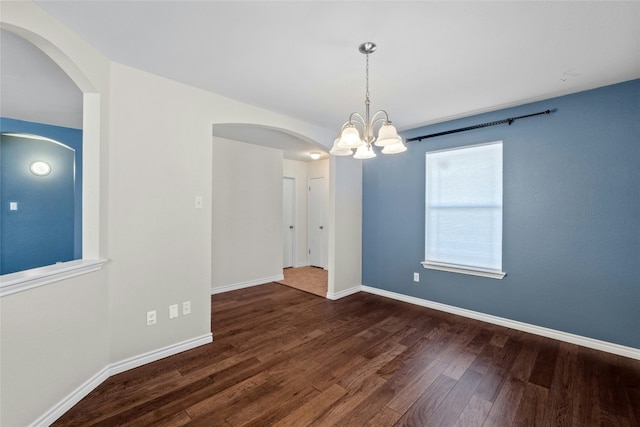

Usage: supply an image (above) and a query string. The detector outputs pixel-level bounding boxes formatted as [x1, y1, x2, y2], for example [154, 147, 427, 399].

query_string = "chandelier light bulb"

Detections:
[337, 125, 363, 149]
[353, 144, 376, 159]
[375, 122, 402, 147]
[330, 138, 354, 156]
[381, 141, 408, 154]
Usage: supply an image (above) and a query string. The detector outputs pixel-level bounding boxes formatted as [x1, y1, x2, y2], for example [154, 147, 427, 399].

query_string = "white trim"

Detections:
[31, 333, 213, 427]
[326, 285, 361, 300]
[295, 261, 310, 268]
[361, 285, 640, 361]
[421, 261, 506, 280]
[211, 275, 284, 295]
[0, 259, 108, 297]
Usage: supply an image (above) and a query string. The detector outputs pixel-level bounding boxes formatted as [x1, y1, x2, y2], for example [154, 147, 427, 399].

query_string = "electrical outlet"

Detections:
[182, 301, 191, 316]
[413, 272, 420, 282]
[146, 310, 157, 326]
[169, 304, 179, 319]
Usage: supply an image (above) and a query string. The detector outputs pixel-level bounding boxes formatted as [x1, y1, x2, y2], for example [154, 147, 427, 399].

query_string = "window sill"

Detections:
[0, 259, 108, 297]
[421, 261, 506, 280]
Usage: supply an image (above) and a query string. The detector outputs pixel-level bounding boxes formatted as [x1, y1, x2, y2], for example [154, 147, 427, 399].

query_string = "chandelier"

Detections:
[330, 42, 407, 159]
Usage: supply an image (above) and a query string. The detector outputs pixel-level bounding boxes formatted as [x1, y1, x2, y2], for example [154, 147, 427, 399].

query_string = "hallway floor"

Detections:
[278, 266, 327, 297]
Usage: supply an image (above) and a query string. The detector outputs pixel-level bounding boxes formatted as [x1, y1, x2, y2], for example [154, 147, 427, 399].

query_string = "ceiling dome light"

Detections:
[309, 152, 321, 160]
[29, 161, 51, 176]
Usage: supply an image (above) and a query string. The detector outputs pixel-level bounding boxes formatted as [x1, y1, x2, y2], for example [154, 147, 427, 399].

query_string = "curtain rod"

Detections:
[406, 109, 553, 143]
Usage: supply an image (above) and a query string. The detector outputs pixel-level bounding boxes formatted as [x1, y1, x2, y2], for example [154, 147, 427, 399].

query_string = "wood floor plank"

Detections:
[51, 283, 640, 427]
[512, 383, 549, 427]
[483, 376, 527, 426]
[394, 373, 457, 426]
[385, 359, 448, 414]
[272, 383, 347, 427]
[474, 338, 523, 403]
[528, 339, 559, 388]
[364, 405, 403, 426]
[427, 369, 485, 426]
[452, 394, 492, 427]
[312, 373, 387, 426]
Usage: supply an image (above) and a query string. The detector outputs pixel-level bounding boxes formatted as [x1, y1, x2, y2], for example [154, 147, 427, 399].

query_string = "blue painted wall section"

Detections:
[0, 118, 82, 274]
[362, 79, 640, 349]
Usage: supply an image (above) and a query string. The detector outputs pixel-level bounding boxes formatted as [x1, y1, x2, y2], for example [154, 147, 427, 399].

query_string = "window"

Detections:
[423, 141, 505, 279]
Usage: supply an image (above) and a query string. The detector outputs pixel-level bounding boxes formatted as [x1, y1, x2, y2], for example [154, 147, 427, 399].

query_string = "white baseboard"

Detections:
[361, 286, 640, 361]
[211, 275, 284, 295]
[295, 262, 310, 268]
[326, 285, 361, 300]
[32, 333, 213, 427]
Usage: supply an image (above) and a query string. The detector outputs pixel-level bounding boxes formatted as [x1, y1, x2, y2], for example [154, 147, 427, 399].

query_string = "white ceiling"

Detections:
[3, 1, 640, 160]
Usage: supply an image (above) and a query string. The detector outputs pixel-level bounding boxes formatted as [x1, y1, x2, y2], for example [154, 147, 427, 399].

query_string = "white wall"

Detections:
[106, 62, 215, 360]
[212, 138, 284, 291]
[328, 157, 363, 297]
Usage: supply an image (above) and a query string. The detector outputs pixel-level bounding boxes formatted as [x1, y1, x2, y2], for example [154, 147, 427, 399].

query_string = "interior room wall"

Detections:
[212, 138, 284, 291]
[362, 79, 640, 349]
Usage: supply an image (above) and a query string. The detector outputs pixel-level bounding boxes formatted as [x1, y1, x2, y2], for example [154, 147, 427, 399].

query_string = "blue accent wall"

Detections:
[362, 79, 640, 349]
[0, 118, 82, 274]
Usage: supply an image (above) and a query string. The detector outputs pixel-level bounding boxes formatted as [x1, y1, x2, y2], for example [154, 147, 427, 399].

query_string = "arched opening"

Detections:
[0, 23, 103, 289]
[212, 123, 330, 297]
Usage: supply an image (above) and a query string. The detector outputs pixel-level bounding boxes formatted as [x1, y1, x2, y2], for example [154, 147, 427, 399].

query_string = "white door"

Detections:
[308, 177, 326, 268]
[283, 177, 295, 268]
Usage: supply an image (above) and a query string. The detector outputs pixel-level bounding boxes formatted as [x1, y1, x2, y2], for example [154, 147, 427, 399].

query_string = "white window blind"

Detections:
[423, 141, 505, 279]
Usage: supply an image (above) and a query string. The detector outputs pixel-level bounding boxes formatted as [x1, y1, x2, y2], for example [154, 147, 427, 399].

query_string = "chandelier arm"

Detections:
[370, 110, 391, 124]
[370, 116, 389, 133]
[346, 113, 367, 130]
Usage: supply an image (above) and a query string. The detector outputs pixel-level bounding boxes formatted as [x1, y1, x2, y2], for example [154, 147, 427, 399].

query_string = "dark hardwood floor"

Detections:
[54, 283, 640, 426]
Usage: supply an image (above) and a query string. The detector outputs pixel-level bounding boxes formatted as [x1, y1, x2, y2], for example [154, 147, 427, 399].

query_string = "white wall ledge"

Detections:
[422, 261, 506, 280]
[0, 259, 108, 297]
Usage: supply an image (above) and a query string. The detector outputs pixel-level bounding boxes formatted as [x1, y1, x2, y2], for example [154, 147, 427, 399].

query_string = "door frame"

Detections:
[283, 176, 296, 268]
[307, 176, 327, 270]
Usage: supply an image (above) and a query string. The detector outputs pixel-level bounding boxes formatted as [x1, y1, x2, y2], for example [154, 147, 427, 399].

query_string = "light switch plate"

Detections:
[146, 310, 157, 326]
[169, 304, 179, 319]
[182, 301, 191, 315]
